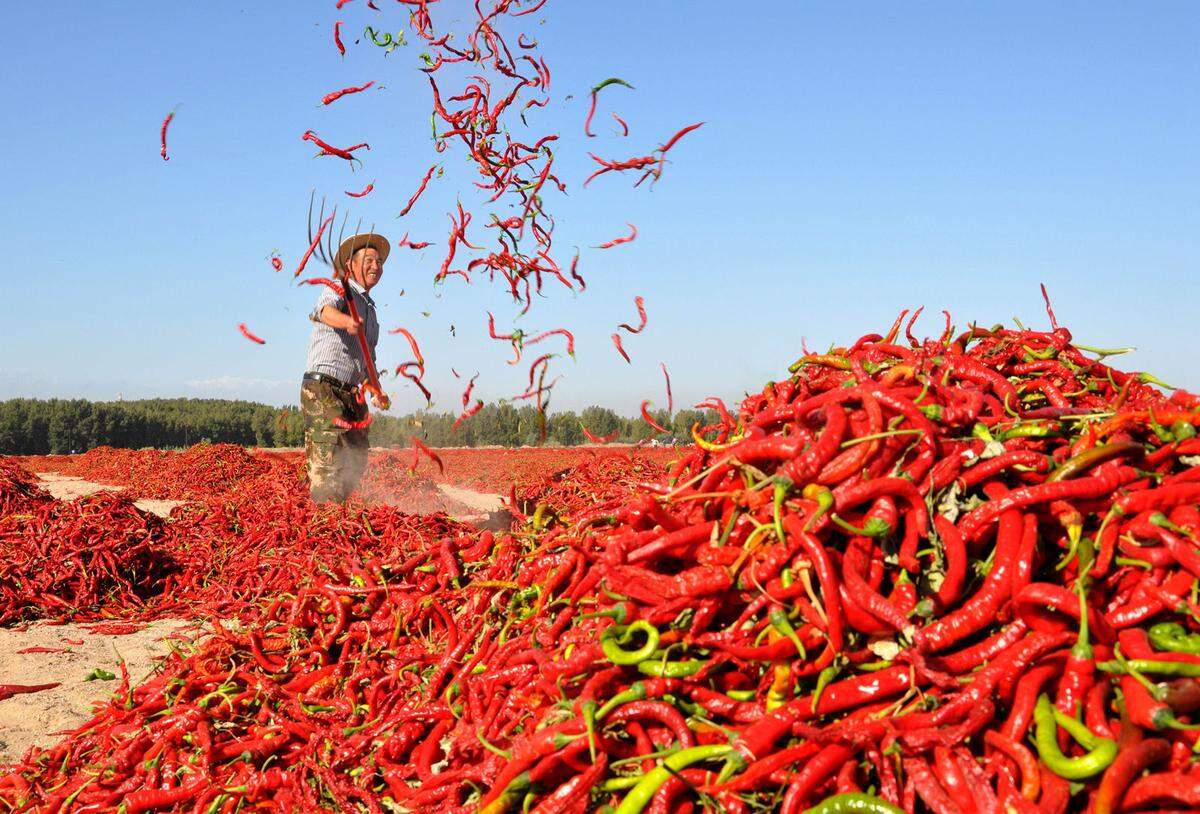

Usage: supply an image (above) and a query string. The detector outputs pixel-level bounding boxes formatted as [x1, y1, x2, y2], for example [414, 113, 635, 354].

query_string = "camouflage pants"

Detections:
[300, 379, 370, 503]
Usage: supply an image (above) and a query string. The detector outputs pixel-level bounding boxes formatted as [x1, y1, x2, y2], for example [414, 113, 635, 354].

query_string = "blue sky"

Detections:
[2, 2, 1196, 415]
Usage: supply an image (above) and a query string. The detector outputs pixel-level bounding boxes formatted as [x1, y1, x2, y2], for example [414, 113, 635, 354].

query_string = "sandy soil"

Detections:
[35, 472, 184, 518]
[0, 618, 200, 765]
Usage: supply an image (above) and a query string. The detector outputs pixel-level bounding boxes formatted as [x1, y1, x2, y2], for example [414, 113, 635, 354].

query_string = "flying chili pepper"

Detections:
[237, 324, 266, 345]
[159, 108, 176, 161]
[597, 223, 637, 249]
[1040, 282, 1060, 331]
[332, 415, 373, 431]
[661, 362, 673, 413]
[333, 20, 345, 56]
[388, 327, 426, 375]
[618, 295, 648, 334]
[526, 328, 575, 358]
[611, 332, 631, 363]
[295, 211, 335, 277]
[611, 111, 629, 136]
[299, 277, 345, 296]
[569, 250, 586, 290]
[461, 373, 479, 407]
[658, 121, 704, 153]
[584, 77, 634, 137]
[397, 165, 438, 217]
[640, 400, 669, 434]
[301, 131, 370, 162]
[581, 425, 620, 444]
[454, 399, 483, 430]
[335, 0, 353, 7]
[345, 182, 375, 198]
[409, 436, 444, 474]
[269, 254, 283, 272]
[322, 81, 376, 106]
[396, 232, 432, 250]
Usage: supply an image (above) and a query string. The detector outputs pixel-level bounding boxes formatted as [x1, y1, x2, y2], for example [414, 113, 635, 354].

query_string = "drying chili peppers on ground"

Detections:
[4, 313, 1200, 812]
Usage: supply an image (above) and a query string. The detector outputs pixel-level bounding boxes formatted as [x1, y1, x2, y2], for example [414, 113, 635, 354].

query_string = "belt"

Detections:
[303, 372, 353, 391]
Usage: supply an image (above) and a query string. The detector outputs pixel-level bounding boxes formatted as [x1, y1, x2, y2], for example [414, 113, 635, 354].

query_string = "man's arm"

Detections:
[317, 305, 361, 334]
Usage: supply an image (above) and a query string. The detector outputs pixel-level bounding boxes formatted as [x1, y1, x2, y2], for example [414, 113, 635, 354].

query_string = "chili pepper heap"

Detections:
[4, 311, 1200, 813]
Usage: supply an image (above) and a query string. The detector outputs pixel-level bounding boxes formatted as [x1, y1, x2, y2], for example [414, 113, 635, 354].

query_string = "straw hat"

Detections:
[335, 233, 391, 272]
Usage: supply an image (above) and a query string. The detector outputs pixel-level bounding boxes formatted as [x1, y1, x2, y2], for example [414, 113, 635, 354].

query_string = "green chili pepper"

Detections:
[811, 662, 841, 712]
[803, 792, 906, 814]
[601, 620, 660, 666]
[802, 484, 835, 532]
[769, 607, 807, 660]
[1149, 622, 1200, 655]
[636, 659, 705, 678]
[830, 514, 891, 538]
[1098, 658, 1200, 678]
[772, 476, 793, 543]
[612, 744, 731, 814]
[1033, 695, 1117, 779]
[595, 682, 647, 721]
[998, 422, 1055, 441]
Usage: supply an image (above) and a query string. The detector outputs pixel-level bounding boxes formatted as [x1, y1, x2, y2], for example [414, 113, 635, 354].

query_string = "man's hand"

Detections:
[319, 305, 361, 334]
[370, 391, 390, 410]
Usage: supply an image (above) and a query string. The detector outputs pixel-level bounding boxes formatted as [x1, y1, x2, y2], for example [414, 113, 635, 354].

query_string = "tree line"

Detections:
[0, 398, 717, 454]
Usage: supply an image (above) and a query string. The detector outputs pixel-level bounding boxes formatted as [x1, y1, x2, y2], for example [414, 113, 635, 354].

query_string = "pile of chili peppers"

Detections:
[515, 449, 671, 519]
[25, 444, 270, 502]
[6, 314, 1200, 812]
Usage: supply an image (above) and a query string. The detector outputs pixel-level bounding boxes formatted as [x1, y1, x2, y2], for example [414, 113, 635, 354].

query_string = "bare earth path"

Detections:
[0, 619, 200, 765]
[35, 472, 184, 518]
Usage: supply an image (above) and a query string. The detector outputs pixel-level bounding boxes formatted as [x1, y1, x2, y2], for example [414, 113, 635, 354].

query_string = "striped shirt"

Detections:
[304, 279, 379, 388]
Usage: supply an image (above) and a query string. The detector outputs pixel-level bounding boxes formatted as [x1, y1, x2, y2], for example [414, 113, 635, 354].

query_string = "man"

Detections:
[301, 232, 390, 503]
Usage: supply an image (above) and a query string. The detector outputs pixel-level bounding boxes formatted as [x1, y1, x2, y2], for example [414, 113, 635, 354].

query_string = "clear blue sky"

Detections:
[2, 2, 1197, 415]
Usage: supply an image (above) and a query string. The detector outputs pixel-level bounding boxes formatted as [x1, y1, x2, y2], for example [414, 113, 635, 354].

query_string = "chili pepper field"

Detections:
[4, 314, 1200, 812]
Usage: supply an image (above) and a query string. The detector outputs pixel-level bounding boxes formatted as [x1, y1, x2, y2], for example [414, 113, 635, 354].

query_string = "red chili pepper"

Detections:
[596, 222, 637, 249]
[640, 401, 669, 434]
[344, 181, 375, 198]
[618, 295, 648, 334]
[396, 232, 432, 250]
[398, 164, 438, 217]
[237, 323, 266, 345]
[295, 210, 335, 277]
[0, 682, 60, 701]
[658, 121, 704, 153]
[333, 20, 346, 56]
[269, 254, 283, 272]
[409, 436, 444, 474]
[322, 81, 376, 106]
[454, 400, 483, 430]
[301, 130, 370, 162]
[611, 332, 631, 363]
[159, 107, 176, 161]
[299, 277, 345, 297]
[581, 425, 619, 444]
[660, 362, 673, 413]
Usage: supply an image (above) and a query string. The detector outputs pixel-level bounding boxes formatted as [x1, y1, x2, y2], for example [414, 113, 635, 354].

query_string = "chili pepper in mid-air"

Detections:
[526, 328, 575, 358]
[322, 81, 376, 106]
[454, 400, 483, 430]
[660, 363, 673, 413]
[332, 415, 373, 431]
[299, 277, 345, 297]
[296, 210, 335, 277]
[335, 0, 353, 8]
[597, 223, 637, 249]
[584, 77, 634, 137]
[269, 254, 283, 272]
[301, 130, 370, 162]
[618, 295, 648, 334]
[640, 401, 669, 434]
[396, 232, 432, 250]
[158, 109, 176, 162]
[344, 182, 375, 198]
[237, 323, 266, 345]
[581, 425, 620, 444]
[658, 121, 705, 154]
[397, 165, 438, 217]
[569, 250, 586, 290]
[332, 20, 346, 55]
[611, 111, 629, 136]
[611, 333, 631, 363]
[409, 436, 444, 474]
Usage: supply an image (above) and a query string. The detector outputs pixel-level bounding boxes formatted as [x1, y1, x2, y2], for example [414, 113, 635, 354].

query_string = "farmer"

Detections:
[300, 232, 390, 503]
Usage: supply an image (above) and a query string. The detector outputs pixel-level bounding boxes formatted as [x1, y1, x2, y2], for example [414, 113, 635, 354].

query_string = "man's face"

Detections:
[350, 247, 383, 290]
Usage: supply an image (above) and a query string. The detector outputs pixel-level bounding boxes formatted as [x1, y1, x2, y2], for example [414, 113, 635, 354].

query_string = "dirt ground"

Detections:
[0, 473, 507, 766]
[0, 618, 201, 765]
[35, 472, 184, 518]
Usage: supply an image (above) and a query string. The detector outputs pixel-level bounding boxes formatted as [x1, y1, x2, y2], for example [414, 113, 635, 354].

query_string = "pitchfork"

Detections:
[306, 191, 390, 410]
